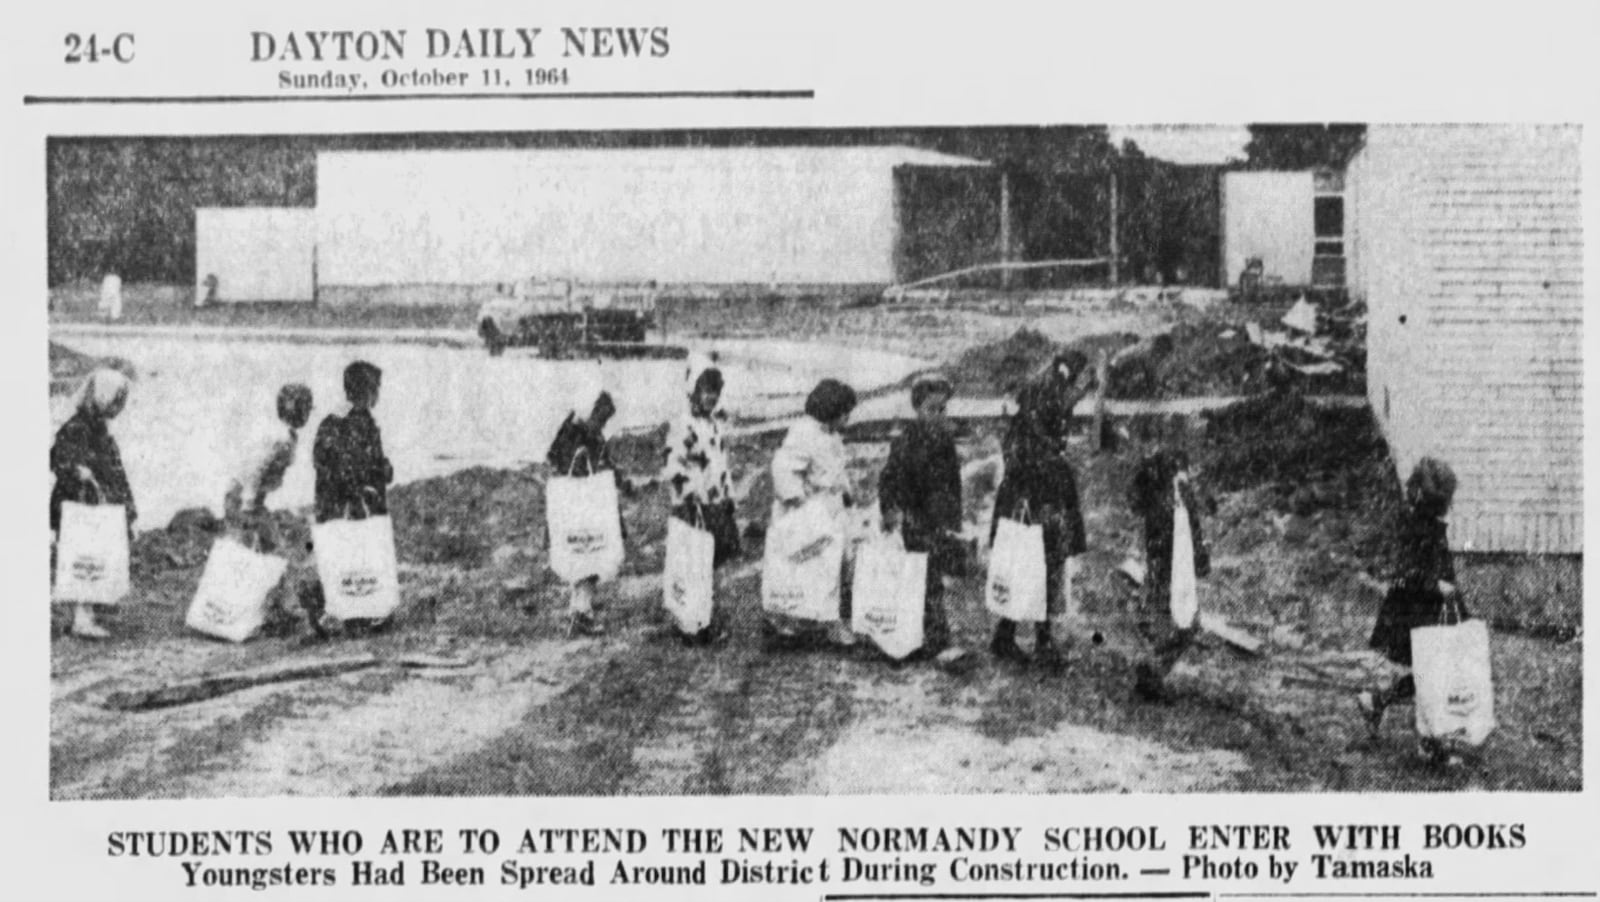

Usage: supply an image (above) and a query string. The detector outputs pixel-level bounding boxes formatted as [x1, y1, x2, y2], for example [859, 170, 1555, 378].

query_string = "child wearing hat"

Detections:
[766, 378, 859, 649]
[662, 359, 740, 644]
[878, 374, 965, 660]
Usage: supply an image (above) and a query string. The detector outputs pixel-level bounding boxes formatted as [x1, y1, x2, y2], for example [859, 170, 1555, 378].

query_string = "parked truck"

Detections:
[476, 278, 658, 357]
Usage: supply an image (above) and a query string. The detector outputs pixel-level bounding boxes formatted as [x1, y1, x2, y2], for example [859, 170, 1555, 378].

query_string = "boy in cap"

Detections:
[879, 374, 968, 663]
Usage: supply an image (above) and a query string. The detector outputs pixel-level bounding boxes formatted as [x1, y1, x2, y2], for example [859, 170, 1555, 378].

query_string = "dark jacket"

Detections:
[880, 418, 963, 572]
[546, 414, 618, 480]
[50, 410, 136, 532]
[312, 408, 393, 522]
[989, 373, 1089, 556]
[1128, 450, 1209, 613]
[1369, 510, 1463, 666]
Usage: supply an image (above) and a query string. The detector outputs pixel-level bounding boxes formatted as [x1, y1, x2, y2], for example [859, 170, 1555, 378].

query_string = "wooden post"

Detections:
[999, 170, 1013, 290]
[1108, 170, 1120, 285]
[1091, 348, 1110, 452]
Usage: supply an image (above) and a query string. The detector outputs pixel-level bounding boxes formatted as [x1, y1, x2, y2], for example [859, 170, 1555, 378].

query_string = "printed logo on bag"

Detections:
[565, 529, 608, 555]
[769, 588, 803, 611]
[69, 555, 106, 582]
[1446, 689, 1479, 714]
[989, 581, 1010, 607]
[670, 580, 687, 605]
[202, 599, 240, 625]
[339, 571, 380, 597]
[789, 534, 834, 564]
[864, 610, 898, 630]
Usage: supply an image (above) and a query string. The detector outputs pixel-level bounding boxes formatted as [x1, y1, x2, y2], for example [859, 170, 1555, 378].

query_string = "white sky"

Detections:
[1108, 125, 1252, 165]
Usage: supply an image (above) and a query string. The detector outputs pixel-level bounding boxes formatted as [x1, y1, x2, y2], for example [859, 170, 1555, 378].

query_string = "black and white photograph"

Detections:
[45, 122, 1582, 799]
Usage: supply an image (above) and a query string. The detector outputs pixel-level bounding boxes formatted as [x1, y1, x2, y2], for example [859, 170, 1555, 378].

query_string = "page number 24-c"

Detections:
[64, 33, 135, 63]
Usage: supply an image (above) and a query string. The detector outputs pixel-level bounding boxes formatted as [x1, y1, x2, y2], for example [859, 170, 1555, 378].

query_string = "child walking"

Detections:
[1127, 448, 1209, 701]
[988, 353, 1093, 668]
[547, 376, 632, 637]
[1358, 457, 1465, 762]
[878, 374, 964, 660]
[223, 383, 313, 552]
[662, 359, 740, 644]
[766, 378, 859, 649]
[50, 369, 136, 639]
[223, 384, 313, 633]
[302, 361, 393, 635]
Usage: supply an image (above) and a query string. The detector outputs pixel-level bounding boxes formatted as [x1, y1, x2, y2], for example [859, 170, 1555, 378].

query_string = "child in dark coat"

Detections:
[1359, 457, 1465, 753]
[988, 353, 1094, 668]
[1127, 448, 1209, 700]
[879, 374, 964, 659]
[50, 369, 135, 639]
[547, 382, 633, 637]
[300, 361, 393, 635]
[313, 362, 392, 522]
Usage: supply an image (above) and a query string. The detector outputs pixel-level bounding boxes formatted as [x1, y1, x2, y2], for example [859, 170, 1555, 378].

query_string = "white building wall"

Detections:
[1221, 171, 1315, 286]
[315, 147, 987, 286]
[1348, 124, 1582, 554]
[194, 208, 317, 302]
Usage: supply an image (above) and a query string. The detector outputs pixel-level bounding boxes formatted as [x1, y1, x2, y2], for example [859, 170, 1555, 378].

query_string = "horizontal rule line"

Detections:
[824, 895, 1208, 901]
[22, 88, 815, 105]
[1218, 894, 1599, 899]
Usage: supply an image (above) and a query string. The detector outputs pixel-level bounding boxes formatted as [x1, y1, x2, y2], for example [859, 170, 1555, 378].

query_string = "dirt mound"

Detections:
[949, 328, 1133, 397]
[1200, 392, 1389, 494]
[49, 341, 137, 396]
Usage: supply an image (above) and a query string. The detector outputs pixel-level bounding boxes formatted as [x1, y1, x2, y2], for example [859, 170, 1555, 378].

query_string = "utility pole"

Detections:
[999, 170, 1013, 290]
[1108, 168, 1120, 285]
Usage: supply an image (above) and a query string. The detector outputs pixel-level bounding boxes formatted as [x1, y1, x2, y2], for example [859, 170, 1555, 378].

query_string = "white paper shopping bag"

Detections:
[1412, 617, 1496, 747]
[186, 537, 288, 642]
[985, 517, 1046, 622]
[851, 537, 927, 660]
[761, 499, 844, 622]
[313, 515, 401, 620]
[546, 472, 625, 583]
[1170, 491, 1200, 629]
[664, 516, 715, 634]
[53, 501, 130, 605]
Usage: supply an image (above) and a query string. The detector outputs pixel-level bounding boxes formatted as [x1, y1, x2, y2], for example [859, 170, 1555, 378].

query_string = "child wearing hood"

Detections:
[766, 378, 859, 649]
[1127, 448, 1209, 701]
[50, 369, 135, 639]
[1359, 457, 1467, 763]
[662, 357, 740, 644]
[988, 353, 1094, 668]
[547, 371, 634, 637]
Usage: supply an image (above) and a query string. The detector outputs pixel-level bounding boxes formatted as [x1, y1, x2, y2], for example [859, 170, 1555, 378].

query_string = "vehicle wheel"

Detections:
[480, 319, 506, 357]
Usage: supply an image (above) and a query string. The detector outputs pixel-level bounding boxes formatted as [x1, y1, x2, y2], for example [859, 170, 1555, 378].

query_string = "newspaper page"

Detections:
[3, 2, 1596, 900]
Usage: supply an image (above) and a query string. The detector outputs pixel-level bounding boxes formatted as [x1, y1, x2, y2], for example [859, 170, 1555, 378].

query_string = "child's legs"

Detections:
[570, 577, 598, 615]
[922, 571, 949, 651]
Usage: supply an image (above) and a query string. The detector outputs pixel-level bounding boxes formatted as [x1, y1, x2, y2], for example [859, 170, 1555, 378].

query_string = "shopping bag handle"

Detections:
[79, 477, 103, 506]
[1436, 590, 1468, 626]
[1012, 501, 1034, 525]
[566, 446, 592, 477]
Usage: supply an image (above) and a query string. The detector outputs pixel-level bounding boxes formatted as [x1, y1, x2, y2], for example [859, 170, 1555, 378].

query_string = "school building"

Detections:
[1344, 124, 1582, 558]
[193, 146, 1000, 304]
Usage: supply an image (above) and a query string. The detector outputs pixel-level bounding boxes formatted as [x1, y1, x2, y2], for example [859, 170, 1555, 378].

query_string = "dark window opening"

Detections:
[1314, 196, 1344, 238]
